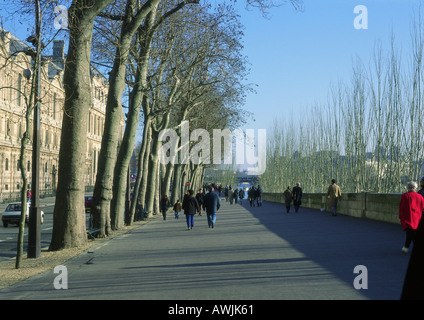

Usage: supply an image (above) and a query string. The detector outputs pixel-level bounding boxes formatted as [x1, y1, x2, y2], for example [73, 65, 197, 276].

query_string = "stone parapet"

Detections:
[263, 192, 402, 224]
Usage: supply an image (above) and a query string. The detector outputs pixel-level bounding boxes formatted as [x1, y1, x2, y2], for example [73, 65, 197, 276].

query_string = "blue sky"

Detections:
[235, 0, 422, 131]
[1, 0, 421, 134]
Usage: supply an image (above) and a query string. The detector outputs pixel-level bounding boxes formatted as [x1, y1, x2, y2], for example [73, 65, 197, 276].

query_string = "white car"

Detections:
[2, 202, 44, 227]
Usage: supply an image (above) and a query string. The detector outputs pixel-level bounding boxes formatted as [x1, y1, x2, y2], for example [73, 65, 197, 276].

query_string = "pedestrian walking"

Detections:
[292, 182, 303, 213]
[203, 187, 221, 228]
[195, 189, 205, 216]
[160, 195, 170, 220]
[399, 181, 424, 253]
[248, 186, 256, 207]
[239, 188, 245, 204]
[173, 199, 182, 219]
[182, 189, 199, 230]
[283, 186, 292, 213]
[225, 185, 229, 202]
[327, 179, 341, 216]
[256, 185, 263, 207]
[229, 187, 234, 204]
[234, 188, 239, 204]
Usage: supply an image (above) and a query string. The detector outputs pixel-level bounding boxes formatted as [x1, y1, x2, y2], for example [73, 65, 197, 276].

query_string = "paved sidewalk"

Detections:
[0, 198, 409, 300]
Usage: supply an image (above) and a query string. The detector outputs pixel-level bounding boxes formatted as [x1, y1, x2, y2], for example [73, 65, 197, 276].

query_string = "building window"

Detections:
[53, 93, 56, 120]
[5, 158, 8, 171]
[17, 74, 22, 106]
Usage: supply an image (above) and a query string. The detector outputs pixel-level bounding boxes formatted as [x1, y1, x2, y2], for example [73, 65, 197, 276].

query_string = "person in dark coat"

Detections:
[160, 195, 170, 220]
[283, 187, 292, 213]
[239, 188, 245, 204]
[292, 182, 303, 213]
[248, 186, 256, 207]
[173, 199, 182, 219]
[195, 189, 205, 216]
[182, 189, 199, 230]
[256, 185, 263, 207]
[203, 187, 221, 228]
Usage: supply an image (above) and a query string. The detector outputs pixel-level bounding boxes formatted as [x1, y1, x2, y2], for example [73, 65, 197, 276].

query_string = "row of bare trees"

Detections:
[1, 0, 302, 258]
[39, 0, 303, 250]
[261, 14, 424, 195]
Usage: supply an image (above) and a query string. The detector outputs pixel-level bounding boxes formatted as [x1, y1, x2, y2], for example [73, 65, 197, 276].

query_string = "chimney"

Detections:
[52, 40, 65, 69]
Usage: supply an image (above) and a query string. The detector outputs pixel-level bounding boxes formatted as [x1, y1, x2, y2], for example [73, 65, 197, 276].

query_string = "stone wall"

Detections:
[263, 192, 402, 225]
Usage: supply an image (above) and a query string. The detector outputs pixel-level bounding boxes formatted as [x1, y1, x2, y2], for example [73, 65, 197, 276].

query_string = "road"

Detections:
[0, 197, 55, 263]
[0, 196, 410, 300]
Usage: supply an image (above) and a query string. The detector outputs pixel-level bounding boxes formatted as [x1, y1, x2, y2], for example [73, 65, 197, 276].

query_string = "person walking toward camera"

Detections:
[160, 195, 170, 220]
[327, 179, 341, 216]
[283, 186, 292, 213]
[173, 199, 182, 219]
[292, 182, 303, 213]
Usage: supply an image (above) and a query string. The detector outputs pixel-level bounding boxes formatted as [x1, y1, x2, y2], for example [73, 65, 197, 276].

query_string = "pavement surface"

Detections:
[0, 196, 410, 300]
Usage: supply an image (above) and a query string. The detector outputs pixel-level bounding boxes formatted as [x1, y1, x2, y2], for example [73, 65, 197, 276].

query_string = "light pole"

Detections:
[26, 0, 42, 258]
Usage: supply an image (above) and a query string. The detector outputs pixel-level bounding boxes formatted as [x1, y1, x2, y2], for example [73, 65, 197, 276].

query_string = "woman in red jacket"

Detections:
[399, 181, 424, 253]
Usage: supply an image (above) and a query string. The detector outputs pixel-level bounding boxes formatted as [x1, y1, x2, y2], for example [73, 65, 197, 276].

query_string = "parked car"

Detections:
[2, 202, 44, 227]
[85, 196, 93, 212]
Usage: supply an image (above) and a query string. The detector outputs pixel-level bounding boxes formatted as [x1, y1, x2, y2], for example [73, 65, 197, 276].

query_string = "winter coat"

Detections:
[399, 191, 424, 230]
[327, 183, 341, 207]
[160, 198, 170, 212]
[182, 195, 199, 215]
[173, 202, 182, 212]
[203, 191, 221, 214]
[292, 186, 303, 205]
[283, 189, 292, 205]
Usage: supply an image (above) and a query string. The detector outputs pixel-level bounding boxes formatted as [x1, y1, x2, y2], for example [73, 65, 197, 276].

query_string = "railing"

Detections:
[262, 192, 402, 225]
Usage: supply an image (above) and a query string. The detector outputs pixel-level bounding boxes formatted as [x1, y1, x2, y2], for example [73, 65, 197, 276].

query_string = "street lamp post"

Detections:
[27, 0, 42, 258]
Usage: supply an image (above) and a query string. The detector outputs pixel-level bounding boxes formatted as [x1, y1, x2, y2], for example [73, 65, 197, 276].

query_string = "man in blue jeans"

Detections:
[203, 187, 221, 228]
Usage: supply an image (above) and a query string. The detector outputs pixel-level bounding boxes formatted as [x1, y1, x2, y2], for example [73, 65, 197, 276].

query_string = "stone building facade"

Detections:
[0, 29, 115, 202]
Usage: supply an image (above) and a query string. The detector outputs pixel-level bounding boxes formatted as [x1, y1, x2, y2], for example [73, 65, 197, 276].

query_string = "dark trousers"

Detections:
[405, 228, 417, 248]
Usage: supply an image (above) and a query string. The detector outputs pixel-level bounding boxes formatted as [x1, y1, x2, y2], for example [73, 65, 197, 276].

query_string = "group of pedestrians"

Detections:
[224, 185, 246, 204]
[160, 187, 221, 230]
[282, 182, 303, 213]
[247, 185, 262, 207]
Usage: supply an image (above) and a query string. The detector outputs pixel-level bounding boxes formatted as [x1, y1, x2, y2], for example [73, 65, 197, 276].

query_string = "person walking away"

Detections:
[195, 189, 205, 216]
[182, 189, 199, 230]
[203, 187, 221, 228]
[292, 182, 303, 213]
[234, 188, 239, 204]
[229, 187, 234, 204]
[225, 185, 229, 202]
[160, 195, 170, 220]
[256, 185, 263, 207]
[399, 181, 424, 253]
[283, 186, 292, 213]
[248, 187, 254, 207]
[327, 179, 341, 216]
[173, 199, 182, 219]
[239, 188, 245, 204]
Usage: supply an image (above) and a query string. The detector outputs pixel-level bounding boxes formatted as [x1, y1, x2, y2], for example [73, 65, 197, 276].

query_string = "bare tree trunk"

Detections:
[50, 0, 112, 250]
[91, 0, 162, 236]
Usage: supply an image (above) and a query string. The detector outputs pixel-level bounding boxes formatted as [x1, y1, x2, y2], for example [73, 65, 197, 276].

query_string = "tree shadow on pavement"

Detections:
[240, 200, 409, 300]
